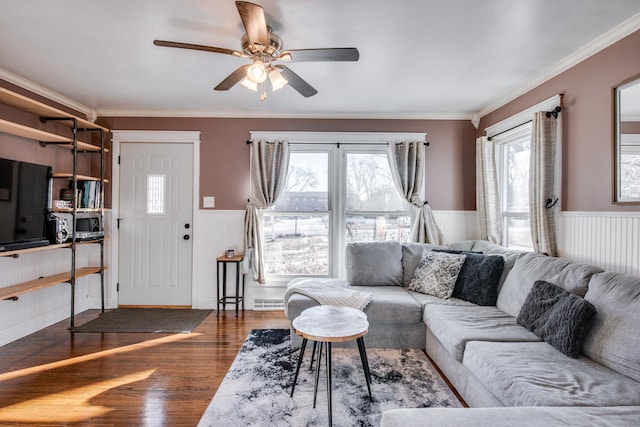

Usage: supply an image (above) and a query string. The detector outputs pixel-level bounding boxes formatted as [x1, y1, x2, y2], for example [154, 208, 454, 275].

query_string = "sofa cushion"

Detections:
[446, 240, 477, 252]
[408, 291, 476, 308]
[469, 240, 528, 290]
[452, 253, 504, 306]
[346, 241, 403, 286]
[517, 280, 597, 357]
[408, 251, 465, 298]
[496, 252, 603, 318]
[381, 406, 640, 427]
[463, 341, 640, 407]
[583, 272, 640, 382]
[401, 242, 444, 287]
[424, 305, 540, 362]
[286, 283, 422, 325]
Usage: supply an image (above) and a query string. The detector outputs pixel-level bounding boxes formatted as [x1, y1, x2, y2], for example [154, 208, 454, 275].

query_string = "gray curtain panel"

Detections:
[476, 136, 502, 244]
[529, 111, 560, 256]
[387, 141, 444, 245]
[244, 140, 290, 283]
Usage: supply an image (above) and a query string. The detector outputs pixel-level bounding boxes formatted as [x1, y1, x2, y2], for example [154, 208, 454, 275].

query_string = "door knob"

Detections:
[183, 234, 190, 240]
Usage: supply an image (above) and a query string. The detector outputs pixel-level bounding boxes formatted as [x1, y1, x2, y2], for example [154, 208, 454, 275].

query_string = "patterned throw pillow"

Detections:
[408, 251, 466, 299]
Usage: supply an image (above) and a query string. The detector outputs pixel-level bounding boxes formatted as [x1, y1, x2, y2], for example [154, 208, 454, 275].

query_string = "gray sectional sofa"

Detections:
[284, 240, 640, 426]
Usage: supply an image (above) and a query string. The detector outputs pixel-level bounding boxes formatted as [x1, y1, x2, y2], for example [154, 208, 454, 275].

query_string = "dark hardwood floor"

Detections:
[0, 309, 290, 426]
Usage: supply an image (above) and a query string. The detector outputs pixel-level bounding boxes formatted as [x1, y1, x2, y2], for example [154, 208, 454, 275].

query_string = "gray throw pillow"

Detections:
[346, 241, 403, 286]
[408, 251, 465, 299]
[517, 280, 597, 358]
[452, 253, 505, 306]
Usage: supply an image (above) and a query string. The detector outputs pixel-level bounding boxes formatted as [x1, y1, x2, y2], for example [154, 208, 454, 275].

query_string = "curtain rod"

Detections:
[488, 106, 562, 141]
[246, 140, 430, 147]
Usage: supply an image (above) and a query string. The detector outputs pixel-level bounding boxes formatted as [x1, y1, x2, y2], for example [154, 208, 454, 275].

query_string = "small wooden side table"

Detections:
[216, 253, 245, 317]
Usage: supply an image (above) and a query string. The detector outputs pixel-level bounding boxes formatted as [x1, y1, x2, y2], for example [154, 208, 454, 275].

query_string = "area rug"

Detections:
[198, 329, 462, 427]
[72, 308, 212, 333]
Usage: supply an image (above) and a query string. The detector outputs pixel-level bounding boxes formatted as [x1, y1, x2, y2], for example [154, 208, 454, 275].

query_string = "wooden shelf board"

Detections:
[55, 141, 109, 153]
[50, 207, 103, 213]
[0, 266, 106, 300]
[0, 118, 72, 143]
[0, 87, 109, 132]
[51, 172, 109, 183]
[0, 243, 71, 258]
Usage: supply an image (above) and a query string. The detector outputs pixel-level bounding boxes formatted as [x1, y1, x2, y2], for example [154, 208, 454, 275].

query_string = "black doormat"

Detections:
[72, 308, 212, 333]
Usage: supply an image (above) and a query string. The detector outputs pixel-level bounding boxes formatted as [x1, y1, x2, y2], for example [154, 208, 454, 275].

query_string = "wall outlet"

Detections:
[203, 196, 215, 208]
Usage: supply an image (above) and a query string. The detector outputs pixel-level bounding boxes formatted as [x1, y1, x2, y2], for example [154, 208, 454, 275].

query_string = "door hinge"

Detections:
[116, 282, 119, 292]
[118, 155, 121, 164]
[117, 218, 121, 229]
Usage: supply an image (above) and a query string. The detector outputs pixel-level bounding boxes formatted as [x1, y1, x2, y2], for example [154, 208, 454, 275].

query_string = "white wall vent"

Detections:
[253, 298, 285, 310]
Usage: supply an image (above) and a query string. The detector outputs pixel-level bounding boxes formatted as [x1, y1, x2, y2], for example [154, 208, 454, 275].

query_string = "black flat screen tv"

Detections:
[0, 158, 52, 252]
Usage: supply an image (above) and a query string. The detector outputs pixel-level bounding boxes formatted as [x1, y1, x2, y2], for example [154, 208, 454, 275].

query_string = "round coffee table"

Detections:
[291, 305, 372, 427]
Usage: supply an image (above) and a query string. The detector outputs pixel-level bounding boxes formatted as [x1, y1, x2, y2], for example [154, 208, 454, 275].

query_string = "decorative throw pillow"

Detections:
[517, 280, 597, 358]
[408, 251, 465, 299]
[452, 253, 505, 306]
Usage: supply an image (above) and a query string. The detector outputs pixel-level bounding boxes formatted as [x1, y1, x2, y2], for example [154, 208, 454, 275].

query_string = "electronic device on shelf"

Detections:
[48, 212, 103, 243]
[0, 158, 52, 252]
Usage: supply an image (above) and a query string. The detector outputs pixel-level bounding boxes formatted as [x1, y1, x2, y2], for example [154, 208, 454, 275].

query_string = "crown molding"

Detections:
[96, 108, 472, 121]
[474, 12, 640, 121]
[0, 67, 96, 120]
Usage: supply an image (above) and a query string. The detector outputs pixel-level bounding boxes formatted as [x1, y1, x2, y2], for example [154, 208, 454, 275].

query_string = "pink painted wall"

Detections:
[478, 29, 640, 211]
[99, 117, 476, 211]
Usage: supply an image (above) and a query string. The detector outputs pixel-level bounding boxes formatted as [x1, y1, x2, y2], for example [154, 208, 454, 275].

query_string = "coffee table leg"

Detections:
[291, 338, 307, 397]
[309, 341, 317, 371]
[313, 341, 323, 408]
[356, 337, 372, 399]
[326, 342, 333, 427]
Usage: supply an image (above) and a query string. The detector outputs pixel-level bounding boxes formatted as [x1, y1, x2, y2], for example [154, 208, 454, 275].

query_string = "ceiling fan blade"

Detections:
[153, 40, 246, 57]
[276, 65, 318, 97]
[214, 64, 250, 91]
[284, 48, 360, 62]
[236, 1, 269, 49]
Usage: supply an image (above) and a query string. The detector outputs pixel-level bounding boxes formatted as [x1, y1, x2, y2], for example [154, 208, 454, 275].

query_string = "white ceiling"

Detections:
[1, 0, 640, 120]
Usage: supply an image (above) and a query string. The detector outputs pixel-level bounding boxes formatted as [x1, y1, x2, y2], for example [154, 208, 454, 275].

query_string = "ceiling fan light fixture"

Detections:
[268, 67, 288, 91]
[279, 51, 292, 62]
[246, 59, 267, 83]
[240, 77, 258, 91]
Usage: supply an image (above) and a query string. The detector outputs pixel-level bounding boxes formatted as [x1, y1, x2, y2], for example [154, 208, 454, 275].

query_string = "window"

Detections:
[495, 123, 533, 250]
[344, 150, 410, 244]
[264, 151, 329, 276]
[147, 174, 166, 214]
[262, 140, 413, 280]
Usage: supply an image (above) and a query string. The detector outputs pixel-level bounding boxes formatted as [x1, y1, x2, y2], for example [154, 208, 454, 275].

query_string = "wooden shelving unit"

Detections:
[0, 86, 109, 328]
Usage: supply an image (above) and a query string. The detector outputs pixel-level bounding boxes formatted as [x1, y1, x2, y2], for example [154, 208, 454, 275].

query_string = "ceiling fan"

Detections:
[154, 1, 359, 100]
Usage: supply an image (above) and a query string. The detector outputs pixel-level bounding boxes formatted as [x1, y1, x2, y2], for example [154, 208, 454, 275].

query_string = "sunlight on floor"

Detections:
[0, 369, 156, 423]
[0, 333, 201, 383]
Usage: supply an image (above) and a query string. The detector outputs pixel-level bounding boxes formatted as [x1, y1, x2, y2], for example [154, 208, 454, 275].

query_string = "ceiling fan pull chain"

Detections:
[260, 82, 267, 101]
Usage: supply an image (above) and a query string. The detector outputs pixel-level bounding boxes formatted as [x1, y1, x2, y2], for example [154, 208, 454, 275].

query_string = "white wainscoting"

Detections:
[0, 241, 104, 347]
[432, 210, 480, 244]
[558, 211, 640, 277]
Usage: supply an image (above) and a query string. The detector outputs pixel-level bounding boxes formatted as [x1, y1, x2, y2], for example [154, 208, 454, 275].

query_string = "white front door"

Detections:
[118, 142, 194, 306]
